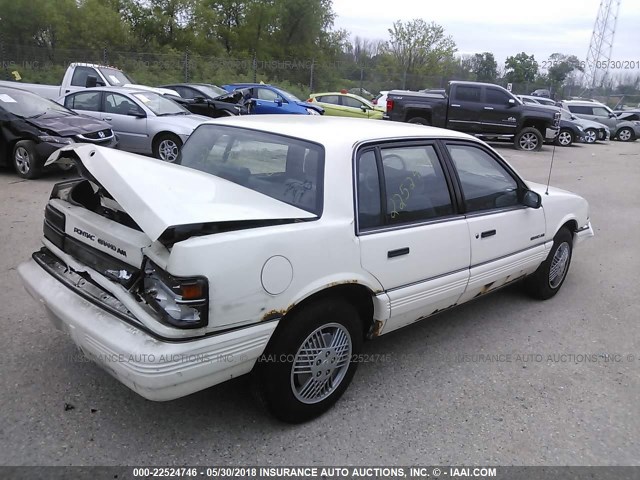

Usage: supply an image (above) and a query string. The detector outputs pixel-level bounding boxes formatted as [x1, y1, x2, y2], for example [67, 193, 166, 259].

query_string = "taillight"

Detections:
[372, 98, 378, 105]
[142, 259, 209, 329]
[306, 98, 313, 102]
[386, 99, 394, 112]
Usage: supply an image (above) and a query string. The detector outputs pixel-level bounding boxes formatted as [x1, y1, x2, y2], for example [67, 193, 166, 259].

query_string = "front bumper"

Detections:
[545, 127, 559, 140]
[574, 221, 594, 247]
[18, 254, 277, 401]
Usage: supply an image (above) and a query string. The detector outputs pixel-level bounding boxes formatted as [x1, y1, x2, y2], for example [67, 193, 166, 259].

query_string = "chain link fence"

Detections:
[2, 45, 639, 108]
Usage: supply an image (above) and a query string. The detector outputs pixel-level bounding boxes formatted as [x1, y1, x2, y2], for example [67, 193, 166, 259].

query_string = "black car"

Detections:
[555, 118, 586, 146]
[0, 86, 116, 179]
[160, 83, 252, 118]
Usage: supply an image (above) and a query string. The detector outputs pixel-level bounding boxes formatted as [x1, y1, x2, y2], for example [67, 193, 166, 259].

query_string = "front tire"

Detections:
[515, 127, 543, 151]
[524, 228, 573, 300]
[152, 133, 182, 162]
[583, 128, 597, 144]
[616, 127, 636, 142]
[13, 140, 41, 179]
[555, 129, 574, 147]
[257, 299, 362, 423]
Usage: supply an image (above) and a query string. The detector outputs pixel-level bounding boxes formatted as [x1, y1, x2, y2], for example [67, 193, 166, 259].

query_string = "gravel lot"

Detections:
[0, 140, 638, 466]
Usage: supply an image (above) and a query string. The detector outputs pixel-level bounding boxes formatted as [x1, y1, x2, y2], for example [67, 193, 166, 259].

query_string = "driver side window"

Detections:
[256, 88, 279, 101]
[447, 144, 519, 212]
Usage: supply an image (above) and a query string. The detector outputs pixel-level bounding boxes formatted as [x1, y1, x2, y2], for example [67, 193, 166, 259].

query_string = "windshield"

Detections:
[197, 85, 228, 98]
[132, 92, 188, 116]
[0, 88, 74, 118]
[178, 125, 324, 215]
[99, 67, 134, 86]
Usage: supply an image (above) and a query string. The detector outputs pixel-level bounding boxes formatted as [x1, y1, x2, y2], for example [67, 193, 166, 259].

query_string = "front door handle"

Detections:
[388, 247, 410, 258]
[103, 117, 112, 121]
[451, 104, 461, 107]
[484, 106, 494, 110]
[480, 229, 496, 238]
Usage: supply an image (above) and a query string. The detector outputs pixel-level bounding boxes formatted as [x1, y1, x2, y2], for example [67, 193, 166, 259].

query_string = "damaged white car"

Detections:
[19, 116, 593, 423]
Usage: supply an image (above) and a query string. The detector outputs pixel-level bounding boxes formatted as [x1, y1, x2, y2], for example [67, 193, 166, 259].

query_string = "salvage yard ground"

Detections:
[0, 140, 638, 465]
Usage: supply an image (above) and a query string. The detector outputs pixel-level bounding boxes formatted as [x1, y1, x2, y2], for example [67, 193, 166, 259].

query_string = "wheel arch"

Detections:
[267, 282, 383, 343]
[521, 118, 547, 133]
[152, 130, 182, 148]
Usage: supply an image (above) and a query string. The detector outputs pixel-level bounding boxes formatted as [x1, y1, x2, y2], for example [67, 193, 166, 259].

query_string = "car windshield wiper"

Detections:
[157, 111, 189, 116]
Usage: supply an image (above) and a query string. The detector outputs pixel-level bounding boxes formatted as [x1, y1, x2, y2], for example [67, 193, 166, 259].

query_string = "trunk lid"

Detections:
[46, 144, 316, 242]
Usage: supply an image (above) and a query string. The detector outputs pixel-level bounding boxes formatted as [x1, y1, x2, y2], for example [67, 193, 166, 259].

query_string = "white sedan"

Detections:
[19, 116, 593, 423]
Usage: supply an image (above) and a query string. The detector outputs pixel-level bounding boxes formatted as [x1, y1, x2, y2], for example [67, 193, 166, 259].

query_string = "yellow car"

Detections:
[307, 91, 385, 119]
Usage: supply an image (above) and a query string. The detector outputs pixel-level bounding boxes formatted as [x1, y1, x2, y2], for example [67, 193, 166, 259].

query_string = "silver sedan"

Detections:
[59, 87, 209, 161]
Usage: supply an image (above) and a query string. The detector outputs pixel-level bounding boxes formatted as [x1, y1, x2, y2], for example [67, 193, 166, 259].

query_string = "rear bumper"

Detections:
[18, 255, 277, 401]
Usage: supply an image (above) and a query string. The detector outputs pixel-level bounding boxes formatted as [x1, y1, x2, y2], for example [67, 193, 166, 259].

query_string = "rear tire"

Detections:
[523, 228, 573, 300]
[616, 127, 635, 142]
[256, 299, 362, 423]
[152, 133, 182, 162]
[515, 127, 543, 151]
[407, 116, 430, 125]
[555, 129, 574, 147]
[13, 140, 41, 179]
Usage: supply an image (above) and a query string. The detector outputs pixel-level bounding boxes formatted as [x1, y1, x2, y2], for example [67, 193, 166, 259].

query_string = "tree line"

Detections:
[0, 0, 638, 100]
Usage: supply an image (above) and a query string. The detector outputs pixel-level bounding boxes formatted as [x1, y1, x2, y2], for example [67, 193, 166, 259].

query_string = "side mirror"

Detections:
[360, 105, 369, 112]
[508, 98, 516, 106]
[128, 108, 146, 118]
[522, 190, 542, 209]
[85, 75, 98, 88]
[571, 115, 577, 120]
[609, 113, 616, 118]
[275, 98, 283, 106]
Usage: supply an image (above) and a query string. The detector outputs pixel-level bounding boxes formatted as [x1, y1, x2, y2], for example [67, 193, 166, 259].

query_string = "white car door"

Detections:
[102, 92, 148, 153]
[443, 142, 547, 303]
[356, 143, 470, 334]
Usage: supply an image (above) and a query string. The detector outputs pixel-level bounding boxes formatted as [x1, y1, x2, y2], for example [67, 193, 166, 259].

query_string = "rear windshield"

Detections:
[178, 125, 324, 215]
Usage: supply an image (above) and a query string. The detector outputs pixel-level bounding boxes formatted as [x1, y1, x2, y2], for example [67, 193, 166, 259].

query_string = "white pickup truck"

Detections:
[0, 63, 177, 100]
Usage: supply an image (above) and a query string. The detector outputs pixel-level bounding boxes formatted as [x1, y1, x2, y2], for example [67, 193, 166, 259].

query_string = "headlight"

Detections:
[142, 259, 209, 329]
[306, 108, 320, 115]
[39, 135, 74, 144]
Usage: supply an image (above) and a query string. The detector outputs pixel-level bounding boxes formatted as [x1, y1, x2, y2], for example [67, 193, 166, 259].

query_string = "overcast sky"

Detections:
[332, 0, 640, 72]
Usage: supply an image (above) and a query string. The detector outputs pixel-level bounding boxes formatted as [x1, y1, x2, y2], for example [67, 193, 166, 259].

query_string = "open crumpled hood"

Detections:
[46, 145, 316, 242]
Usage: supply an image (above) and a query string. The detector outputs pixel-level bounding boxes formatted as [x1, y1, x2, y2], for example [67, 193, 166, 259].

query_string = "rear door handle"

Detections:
[103, 117, 112, 121]
[388, 247, 410, 258]
[480, 229, 496, 238]
[484, 106, 494, 110]
[451, 104, 461, 107]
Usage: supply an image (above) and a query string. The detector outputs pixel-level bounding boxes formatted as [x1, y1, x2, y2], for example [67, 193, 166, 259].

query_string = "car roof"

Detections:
[563, 100, 607, 107]
[202, 115, 475, 145]
[311, 92, 369, 100]
[66, 86, 159, 96]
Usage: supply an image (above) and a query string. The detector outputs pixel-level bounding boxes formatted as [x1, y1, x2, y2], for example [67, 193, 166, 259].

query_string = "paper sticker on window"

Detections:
[108, 75, 120, 85]
[0, 94, 17, 103]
